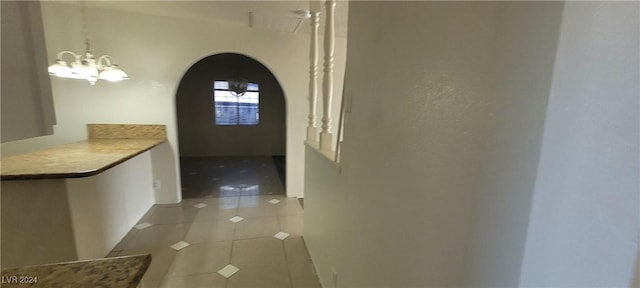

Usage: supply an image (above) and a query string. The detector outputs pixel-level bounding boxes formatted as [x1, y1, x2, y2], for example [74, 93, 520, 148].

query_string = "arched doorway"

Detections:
[176, 53, 287, 199]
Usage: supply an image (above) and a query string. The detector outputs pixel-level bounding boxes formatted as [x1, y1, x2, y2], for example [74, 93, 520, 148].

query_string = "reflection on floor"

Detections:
[106, 157, 319, 288]
[180, 156, 286, 198]
[271, 156, 286, 190]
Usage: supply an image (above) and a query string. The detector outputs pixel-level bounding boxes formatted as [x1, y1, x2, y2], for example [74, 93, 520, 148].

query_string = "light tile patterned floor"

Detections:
[107, 157, 320, 288]
[109, 195, 319, 288]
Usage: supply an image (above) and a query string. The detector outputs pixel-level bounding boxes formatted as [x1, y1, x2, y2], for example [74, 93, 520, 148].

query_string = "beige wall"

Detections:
[0, 2, 347, 199]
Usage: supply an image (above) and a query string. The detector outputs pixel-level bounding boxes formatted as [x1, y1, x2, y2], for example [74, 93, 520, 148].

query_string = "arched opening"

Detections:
[176, 53, 287, 199]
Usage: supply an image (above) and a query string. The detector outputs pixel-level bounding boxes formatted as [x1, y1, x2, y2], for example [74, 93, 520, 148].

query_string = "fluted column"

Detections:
[319, 0, 336, 151]
[307, 10, 320, 143]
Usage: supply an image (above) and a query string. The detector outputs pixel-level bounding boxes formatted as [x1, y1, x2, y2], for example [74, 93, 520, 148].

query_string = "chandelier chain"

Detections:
[46, 0, 129, 84]
[81, 0, 90, 51]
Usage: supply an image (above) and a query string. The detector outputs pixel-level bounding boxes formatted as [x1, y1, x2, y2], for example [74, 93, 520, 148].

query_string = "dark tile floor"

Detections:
[180, 156, 286, 199]
[106, 156, 319, 288]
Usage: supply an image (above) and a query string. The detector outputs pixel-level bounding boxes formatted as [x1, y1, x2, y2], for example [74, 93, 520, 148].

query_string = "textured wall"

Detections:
[306, 2, 562, 286]
[176, 53, 286, 157]
[465, 2, 564, 286]
[519, 2, 640, 286]
[306, 2, 638, 287]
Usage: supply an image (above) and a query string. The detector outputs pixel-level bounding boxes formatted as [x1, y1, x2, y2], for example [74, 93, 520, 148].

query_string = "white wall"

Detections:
[633, 252, 640, 287]
[465, 3, 564, 286]
[303, 145, 343, 288]
[519, 2, 640, 286]
[0, 2, 347, 199]
[66, 151, 155, 260]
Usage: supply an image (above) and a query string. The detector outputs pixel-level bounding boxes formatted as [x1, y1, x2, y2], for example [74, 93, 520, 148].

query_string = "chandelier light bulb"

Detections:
[68, 60, 89, 79]
[98, 64, 129, 82]
[48, 60, 71, 77]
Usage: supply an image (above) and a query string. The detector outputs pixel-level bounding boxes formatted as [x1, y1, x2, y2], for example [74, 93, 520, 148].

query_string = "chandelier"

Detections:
[228, 54, 247, 96]
[48, 41, 128, 85]
[47, 1, 128, 85]
[228, 78, 248, 96]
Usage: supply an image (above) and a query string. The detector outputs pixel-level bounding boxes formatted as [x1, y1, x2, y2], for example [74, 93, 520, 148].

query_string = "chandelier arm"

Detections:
[97, 55, 114, 69]
[56, 50, 80, 61]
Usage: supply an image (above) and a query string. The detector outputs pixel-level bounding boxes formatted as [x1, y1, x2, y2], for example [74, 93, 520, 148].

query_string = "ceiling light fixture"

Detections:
[48, 42, 128, 85]
[47, 1, 128, 85]
[228, 54, 247, 96]
[228, 78, 248, 97]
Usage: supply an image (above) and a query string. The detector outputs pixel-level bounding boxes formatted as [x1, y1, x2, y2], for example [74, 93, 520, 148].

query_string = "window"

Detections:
[213, 80, 259, 125]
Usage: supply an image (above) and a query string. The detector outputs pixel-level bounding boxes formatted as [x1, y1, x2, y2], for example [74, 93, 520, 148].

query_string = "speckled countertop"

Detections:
[0, 254, 151, 288]
[1, 124, 167, 180]
[0, 139, 165, 180]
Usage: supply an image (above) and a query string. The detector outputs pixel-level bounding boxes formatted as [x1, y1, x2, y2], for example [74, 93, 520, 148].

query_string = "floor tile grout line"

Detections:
[149, 202, 203, 286]
[155, 242, 179, 287]
[225, 205, 239, 288]
[282, 233, 295, 288]
[276, 210, 295, 288]
[234, 233, 286, 242]
[162, 270, 231, 278]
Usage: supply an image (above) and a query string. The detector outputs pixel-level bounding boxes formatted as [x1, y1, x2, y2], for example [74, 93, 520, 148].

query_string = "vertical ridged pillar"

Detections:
[307, 10, 321, 143]
[319, 0, 336, 151]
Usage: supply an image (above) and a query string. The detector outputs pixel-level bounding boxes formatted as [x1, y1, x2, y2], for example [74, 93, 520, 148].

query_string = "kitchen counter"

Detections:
[1, 124, 165, 268]
[0, 138, 165, 180]
[0, 254, 151, 288]
[0, 124, 166, 180]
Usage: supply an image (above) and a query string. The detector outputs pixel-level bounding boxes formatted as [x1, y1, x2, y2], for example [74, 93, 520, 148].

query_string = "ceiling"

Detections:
[75, 1, 349, 37]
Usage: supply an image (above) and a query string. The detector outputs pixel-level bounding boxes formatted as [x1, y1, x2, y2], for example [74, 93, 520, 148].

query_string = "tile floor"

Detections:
[179, 156, 286, 198]
[106, 157, 320, 288]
